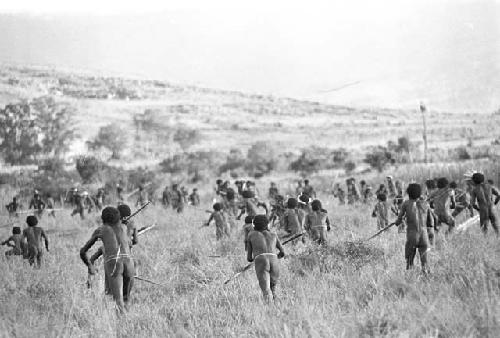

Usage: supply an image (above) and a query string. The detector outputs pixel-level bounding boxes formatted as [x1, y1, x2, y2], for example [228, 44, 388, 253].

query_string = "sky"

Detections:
[0, 0, 498, 112]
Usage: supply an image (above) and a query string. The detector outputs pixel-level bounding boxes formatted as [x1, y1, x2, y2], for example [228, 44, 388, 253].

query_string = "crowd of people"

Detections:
[2, 170, 499, 311]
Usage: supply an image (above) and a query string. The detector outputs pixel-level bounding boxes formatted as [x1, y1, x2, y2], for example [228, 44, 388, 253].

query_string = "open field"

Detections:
[1, 192, 500, 337]
[1, 63, 500, 337]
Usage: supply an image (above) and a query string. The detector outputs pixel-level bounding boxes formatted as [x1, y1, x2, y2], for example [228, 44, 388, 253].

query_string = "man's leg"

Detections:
[122, 258, 135, 307]
[254, 257, 272, 302]
[269, 256, 280, 301]
[105, 261, 125, 314]
[487, 207, 499, 235]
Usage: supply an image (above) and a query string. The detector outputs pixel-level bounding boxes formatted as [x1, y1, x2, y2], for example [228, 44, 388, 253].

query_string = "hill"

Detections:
[0, 64, 498, 167]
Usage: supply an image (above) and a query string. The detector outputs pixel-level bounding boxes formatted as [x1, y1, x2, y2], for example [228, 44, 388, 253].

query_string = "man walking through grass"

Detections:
[395, 183, 433, 274]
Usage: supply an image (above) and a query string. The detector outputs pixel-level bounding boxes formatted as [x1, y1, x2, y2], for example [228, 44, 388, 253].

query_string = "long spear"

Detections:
[364, 222, 396, 242]
[125, 201, 151, 222]
[223, 232, 302, 285]
[134, 275, 168, 287]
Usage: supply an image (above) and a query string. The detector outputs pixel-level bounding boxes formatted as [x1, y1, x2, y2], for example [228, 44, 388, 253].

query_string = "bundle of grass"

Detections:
[332, 240, 385, 270]
[290, 240, 385, 274]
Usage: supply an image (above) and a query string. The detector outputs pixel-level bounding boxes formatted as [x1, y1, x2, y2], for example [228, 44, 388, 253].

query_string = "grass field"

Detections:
[1, 63, 500, 337]
[1, 190, 500, 337]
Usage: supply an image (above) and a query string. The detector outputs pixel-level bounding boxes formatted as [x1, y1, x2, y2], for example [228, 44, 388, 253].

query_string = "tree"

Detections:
[87, 124, 127, 159]
[218, 148, 246, 174]
[160, 151, 224, 182]
[289, 150, 322, 176]
[0, 96, 76, 164]
[364, 146, 396, 172]
[76, 155, 101, 183]
[344, 160, 356, 174]
[173, 126, 201, 152]
[245, 141, 277, 176]
[31, 96, 77, 157]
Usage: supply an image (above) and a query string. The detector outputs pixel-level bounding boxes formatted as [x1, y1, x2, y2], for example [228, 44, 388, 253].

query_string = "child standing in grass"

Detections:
[205, 203, 230, 240]
[305, 200, 331, 245]
[246, 214, 285, 303]
[23, 216, 49, 268]
[469, 172, 500, 235]
[372, 193, 389, 230]
[395, 183, 433, 274]
[1, 226, 24, 257]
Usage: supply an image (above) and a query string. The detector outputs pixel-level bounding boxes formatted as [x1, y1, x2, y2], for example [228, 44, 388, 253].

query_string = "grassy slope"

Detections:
[1, 191, 499, 337]
[1, 64, 498, 163]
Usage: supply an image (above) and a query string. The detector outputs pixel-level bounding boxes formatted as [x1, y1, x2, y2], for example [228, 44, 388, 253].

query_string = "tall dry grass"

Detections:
[1, 187, 500, 337]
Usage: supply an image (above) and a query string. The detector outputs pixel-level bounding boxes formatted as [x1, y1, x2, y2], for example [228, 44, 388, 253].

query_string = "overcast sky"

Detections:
[0, 0, 498, 112]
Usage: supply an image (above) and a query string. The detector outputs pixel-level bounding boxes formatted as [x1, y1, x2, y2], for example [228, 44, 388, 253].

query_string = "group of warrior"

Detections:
[2, 171, 499, 311]
[4, 180, 202, 221]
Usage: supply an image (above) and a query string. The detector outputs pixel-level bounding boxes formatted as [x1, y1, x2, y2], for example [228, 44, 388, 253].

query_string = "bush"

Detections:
[344, 160, 357, 174]
[289, 147, 349, 175]
[456, 146, 472, 160]
[76, 155, 102, 183]
[173, 126, 201, 152]
[160, 151, 225, 183]
[364, 146, 395, 172]
[245, 141, 277, 176]
[218, 148, 246, 174]
[87, 124, 127, 159]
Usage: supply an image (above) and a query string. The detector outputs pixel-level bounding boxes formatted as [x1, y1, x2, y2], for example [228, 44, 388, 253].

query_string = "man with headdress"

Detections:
[29, 190, 45, 218]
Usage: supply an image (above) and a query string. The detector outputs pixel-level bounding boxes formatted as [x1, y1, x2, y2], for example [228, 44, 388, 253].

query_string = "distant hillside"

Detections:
[0, 64, 498, 167]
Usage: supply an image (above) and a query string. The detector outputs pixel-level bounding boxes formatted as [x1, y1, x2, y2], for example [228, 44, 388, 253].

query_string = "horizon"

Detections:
[0, 0, 499, 113]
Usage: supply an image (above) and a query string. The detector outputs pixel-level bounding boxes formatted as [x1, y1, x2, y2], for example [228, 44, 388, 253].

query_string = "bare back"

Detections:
[248, 230, 278, 257]
[23, 227, 46, 250]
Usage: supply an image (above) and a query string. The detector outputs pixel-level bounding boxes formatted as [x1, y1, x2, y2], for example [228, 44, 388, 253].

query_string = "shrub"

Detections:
[76, 155, 102, 183]
[245, 141, 277, 176]
[364, 146, 396, 172]
[87, 124, 127, 159]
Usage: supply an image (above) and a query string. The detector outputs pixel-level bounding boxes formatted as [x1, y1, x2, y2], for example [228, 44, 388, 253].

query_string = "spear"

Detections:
[137, 223, 156, 236]
[364, 222, 396, 242]
[134, 275, 168, 287]
[223, 232, 301, 285]
[16, 208, 65, 215]
[125, 201, 151, 222]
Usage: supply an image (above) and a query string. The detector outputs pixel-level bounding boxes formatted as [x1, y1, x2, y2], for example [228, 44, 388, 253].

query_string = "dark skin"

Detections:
[247, 230, 285, 262]
[247, 228, 285, 302]
[80, 221, 135, 313]
[23, 226, 49, 267]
